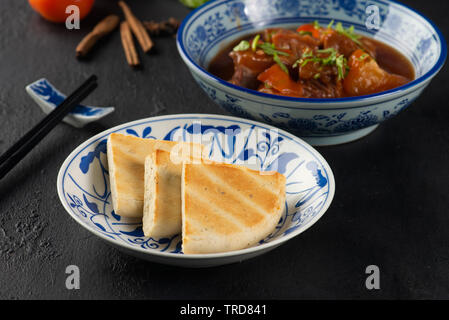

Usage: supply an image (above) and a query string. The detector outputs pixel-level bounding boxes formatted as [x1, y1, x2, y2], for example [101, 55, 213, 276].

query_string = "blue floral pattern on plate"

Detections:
[57, 115, 335, 262]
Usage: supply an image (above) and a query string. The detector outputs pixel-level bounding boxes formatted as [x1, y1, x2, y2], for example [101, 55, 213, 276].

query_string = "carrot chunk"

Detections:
[343, 49, 409, 96]
[296, 24, 321, 39]
[257, 64, 303, 97]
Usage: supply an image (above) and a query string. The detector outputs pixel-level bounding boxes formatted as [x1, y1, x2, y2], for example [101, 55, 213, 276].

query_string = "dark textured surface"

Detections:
[0, 0, 448, 300]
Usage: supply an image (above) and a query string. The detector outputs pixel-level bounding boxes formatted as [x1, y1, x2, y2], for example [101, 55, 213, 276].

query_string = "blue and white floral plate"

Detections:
[57, 114, 335, 267]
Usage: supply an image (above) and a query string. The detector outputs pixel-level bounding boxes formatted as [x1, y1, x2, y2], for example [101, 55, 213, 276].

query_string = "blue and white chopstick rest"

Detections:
[26, 78, 114, 128]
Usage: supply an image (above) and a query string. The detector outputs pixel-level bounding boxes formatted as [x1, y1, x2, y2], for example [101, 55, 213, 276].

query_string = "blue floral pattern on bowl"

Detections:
[57, 114, 335, 267]
[177, 0, 446, 146]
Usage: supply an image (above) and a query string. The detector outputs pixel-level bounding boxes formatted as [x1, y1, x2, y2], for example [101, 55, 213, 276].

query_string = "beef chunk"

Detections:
[228, 49, 273, 89]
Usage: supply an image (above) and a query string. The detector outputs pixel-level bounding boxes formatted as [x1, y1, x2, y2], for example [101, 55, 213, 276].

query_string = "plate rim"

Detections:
[56, 113, 336, 260]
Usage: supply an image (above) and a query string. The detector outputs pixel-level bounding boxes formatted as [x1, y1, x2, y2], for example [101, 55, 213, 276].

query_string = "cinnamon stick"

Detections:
[118, 1, 153, 53]
[120, 21, 140, 67]
[76, 15, 120, 58]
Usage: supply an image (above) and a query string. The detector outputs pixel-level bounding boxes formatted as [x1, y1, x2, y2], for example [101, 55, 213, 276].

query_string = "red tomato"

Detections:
[29, 0, 95, 23]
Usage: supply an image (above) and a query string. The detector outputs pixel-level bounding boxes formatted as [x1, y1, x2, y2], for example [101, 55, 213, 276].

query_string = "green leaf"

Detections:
[294, 47, 349, 80]
[298, 30, 313, 36]
[292, 59, 300, 68]
[335, 22, 362, 46]
[359, 53, 369, 61]
[302, 50, 313, 58]
[258, 42, 289, 56]
[179, 0, 209, 8]
[251, 34, 260, 52]
[251, 40, 290, 73]
[233, 40, 250, 52]
[335, 54, 348, 80]
[318, 48, 338, 65]
[273, 54, 289, 74]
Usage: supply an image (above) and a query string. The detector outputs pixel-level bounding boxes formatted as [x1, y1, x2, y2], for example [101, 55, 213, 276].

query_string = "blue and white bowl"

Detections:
[57, 114, 335, 267]
[177, 0, 447, 146]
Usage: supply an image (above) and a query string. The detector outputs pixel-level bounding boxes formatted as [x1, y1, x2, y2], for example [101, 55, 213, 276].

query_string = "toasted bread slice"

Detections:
[143, 149, 194, 238]
[181, 162, 286, 254]
[107, 133, 203, 218]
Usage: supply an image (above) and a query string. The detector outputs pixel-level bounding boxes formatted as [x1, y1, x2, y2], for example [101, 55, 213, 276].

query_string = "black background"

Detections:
[0, 0, 448, 300]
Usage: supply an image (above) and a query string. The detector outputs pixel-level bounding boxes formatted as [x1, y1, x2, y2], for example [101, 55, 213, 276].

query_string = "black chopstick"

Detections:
[0, 75, 98, 180]
[0, 75, 98, 167]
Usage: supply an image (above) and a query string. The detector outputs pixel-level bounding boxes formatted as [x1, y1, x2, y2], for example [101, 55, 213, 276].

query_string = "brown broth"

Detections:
[208, 38, 242, 82]
[368, 38, 415, 79]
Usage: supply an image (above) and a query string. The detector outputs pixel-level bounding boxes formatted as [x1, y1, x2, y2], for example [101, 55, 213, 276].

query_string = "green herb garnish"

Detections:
[302, 49, 313, 58]
[327, 20, 334, 29]
[317, 48, 338, 64]
[255, 42, 290, 74]
[251, 34, 260, 52]
[273, 54, 289, 74]
[359, 53, 369, 61]
[313, 73, 321, 79]
[292, 49, 313, 68]
[257, 42, 290, 57]
[233, 40, 250, 51]
[293, 47, 348, 80]
[317, 48, 336, 53]
[292, 60, 300, 68]
[335, 54, 348, 80]
[335, 22, 362, 46]
[179, 0, 209, 8]
[234, 40, 291, 74]
[313, 20, 320, 29]
[298, 30, 313, 36]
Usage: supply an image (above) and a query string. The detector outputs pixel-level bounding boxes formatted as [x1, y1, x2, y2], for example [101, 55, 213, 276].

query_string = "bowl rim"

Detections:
[56, 113, 336, 260]
[176, 0, 447, 105]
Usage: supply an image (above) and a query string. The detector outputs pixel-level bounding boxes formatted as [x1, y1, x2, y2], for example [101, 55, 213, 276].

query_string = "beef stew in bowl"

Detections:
[177, 0, 446, 145]
[209, 21, 415, 99]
